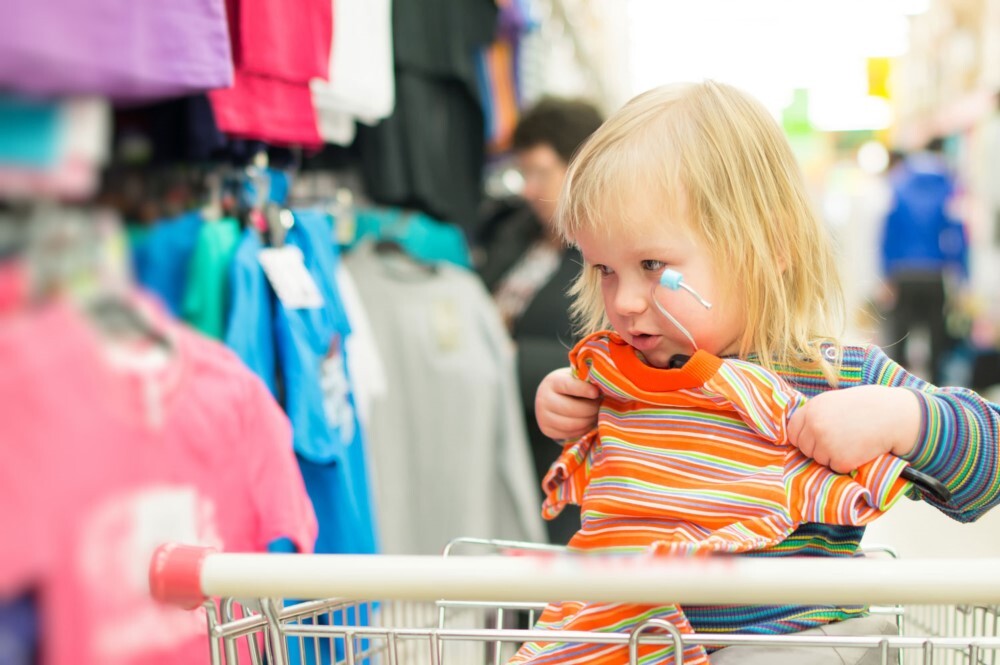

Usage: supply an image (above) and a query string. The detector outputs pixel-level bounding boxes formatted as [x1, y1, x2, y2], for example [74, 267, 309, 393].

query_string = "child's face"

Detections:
[575, 210, 745, 368]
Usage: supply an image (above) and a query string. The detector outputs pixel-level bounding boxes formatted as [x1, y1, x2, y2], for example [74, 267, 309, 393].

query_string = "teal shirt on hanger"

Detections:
[345, 207, 472, 269]
[182, 217, 241, 339]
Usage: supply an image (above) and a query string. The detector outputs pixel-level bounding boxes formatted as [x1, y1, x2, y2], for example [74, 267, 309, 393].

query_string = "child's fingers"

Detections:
[553, 373, 600, 400]
[540, 414, 594, 441]
[788, 407, 816, 459]
[787, 405, 807, 445]
[555, 395, 602, 418]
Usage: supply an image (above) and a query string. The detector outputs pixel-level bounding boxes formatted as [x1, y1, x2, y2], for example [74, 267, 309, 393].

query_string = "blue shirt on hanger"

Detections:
[0, 95, 61, 168]
[276, 209, 379, 555]
[130, 211, 203, 317]
[224, 228, 278, 396]
[225, 218, 374, 665]
[224, 209, 378, 555]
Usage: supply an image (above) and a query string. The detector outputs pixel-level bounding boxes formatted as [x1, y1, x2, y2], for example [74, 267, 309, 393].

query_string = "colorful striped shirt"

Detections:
[688, 339, 1000, 636]
[510, 332, 912, 665]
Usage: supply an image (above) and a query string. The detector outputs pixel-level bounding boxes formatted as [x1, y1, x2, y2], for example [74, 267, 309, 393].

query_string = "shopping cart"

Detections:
[149, 537, 1000, 665]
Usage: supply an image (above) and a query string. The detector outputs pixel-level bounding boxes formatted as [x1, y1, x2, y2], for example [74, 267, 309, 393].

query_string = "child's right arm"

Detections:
[535, 367, 601, 441]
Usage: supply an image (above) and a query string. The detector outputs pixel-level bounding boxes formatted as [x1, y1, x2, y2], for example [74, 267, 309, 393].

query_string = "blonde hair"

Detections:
[557, 80, 845, 382]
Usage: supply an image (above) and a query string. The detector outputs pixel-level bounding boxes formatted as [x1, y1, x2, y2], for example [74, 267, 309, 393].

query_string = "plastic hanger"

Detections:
[200, 169, 224, 222]
[86, 294, 172, 350]
[330, 187, 357, 245]
[25, 204, 173, 352]
[265, 204, 294, 248]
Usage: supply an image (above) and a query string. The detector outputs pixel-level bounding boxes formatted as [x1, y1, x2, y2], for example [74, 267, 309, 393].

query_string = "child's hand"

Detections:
[535, 367, 601, 441]
[787, 386, 921, 473]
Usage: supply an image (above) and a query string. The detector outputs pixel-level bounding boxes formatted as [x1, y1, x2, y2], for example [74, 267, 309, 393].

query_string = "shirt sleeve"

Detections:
[541, 431, 597, 520]
[863, 344, 1000, 522]
[240, 373, 319, 553]
[785, 450, 910, 525]
[702, 359, 807, 445]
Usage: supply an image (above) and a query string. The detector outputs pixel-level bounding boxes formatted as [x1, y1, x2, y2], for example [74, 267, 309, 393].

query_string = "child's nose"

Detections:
[612, 282, 648, 317]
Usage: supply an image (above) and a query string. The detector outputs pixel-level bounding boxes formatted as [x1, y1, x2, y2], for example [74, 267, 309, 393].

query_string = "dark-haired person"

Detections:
[476, 97, 604, 545]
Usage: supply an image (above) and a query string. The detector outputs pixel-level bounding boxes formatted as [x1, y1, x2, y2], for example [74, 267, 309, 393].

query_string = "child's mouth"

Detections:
[629, 333, 661, 352]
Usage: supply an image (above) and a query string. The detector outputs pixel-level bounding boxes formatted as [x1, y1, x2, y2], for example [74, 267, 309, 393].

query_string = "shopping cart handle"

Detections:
[900, 466, 952, 503]
[149, 543, 215, 609]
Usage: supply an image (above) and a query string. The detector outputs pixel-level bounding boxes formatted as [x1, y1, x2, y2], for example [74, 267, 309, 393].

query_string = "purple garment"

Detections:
[1, 0, 233, 101]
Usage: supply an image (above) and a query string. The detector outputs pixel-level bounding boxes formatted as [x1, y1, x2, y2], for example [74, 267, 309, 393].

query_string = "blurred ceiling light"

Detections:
[810, 95, 893, 132]
[857, 140, 891, 174]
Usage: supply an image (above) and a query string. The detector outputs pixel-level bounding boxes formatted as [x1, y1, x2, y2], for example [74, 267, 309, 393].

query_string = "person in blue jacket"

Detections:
[879, 138, 968, 385]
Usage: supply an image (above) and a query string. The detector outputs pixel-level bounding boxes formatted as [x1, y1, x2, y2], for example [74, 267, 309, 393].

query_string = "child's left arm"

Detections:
[787, 386, 920, 472]
[788, 345, 1000, 522]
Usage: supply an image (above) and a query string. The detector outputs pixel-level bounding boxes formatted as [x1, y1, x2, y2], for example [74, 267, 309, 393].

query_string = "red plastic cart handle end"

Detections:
[149, 543, 214, 610]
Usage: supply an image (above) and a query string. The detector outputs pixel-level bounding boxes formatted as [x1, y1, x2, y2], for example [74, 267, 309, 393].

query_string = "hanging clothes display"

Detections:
[225, 228, 279, 396]
[311, 0, 395, 146]
[276, 211, 379, 555]
[0, 96, 62, 168]
[181, 217, 242, 339]
[0, 0, 567, 656]
[358, 0, 498, 229]
[0, 294, 316, 665]
[210, 75, 322, 149]
[225, 211, 379, 556]
[236, 0, 331, 82]
[476, 0, 535, 153]
[0, 0, 233, 101]
[115, 95, 229, 164]
[129, 212, 203, 318]
[332, 263, 388, 434]
[208, 0, 330, 147]
[343, 240, 545, 554]
[345, 208, 473, 268]
[0, 96, 111, 200]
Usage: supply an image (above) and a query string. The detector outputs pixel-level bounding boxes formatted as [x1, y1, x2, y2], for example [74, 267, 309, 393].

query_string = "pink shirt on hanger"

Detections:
[209, 71, 324, 148]
[208, 0, 331, 148]
[0, 299, 317, 665]
[237, 0, 332, 82]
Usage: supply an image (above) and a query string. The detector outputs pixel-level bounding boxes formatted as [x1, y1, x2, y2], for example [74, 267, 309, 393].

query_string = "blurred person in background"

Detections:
[475, 98, 603, 544]
[879, 138, 969, 385]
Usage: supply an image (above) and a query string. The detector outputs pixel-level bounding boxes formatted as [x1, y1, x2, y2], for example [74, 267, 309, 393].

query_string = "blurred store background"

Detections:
[3, 1, 1000, 663]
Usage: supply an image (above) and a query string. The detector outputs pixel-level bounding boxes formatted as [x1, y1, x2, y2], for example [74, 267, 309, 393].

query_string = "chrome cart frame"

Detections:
[149, 538, 1000, 665]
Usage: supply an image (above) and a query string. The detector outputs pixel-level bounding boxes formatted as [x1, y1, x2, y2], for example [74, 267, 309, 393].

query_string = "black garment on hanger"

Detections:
[392, 0, 496, 96]
[359, 75, 485, 229]
[357, 0, 497, 231]
[114, 95, 226, 164]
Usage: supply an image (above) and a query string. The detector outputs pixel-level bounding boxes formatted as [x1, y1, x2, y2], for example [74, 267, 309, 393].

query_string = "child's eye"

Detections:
[594, 264, 613, 277]
[641, 260, 666, 272]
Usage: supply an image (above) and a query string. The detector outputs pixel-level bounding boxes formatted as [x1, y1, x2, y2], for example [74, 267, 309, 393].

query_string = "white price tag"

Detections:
[258, 246, 324, 309]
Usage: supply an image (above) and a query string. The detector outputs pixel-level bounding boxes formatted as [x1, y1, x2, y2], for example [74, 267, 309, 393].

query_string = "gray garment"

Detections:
[709, 614, 899, 665]
[344, 241, 546, 554]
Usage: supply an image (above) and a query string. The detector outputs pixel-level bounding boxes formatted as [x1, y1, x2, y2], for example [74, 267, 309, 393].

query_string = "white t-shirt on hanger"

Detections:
[311, 0, 394, 144]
